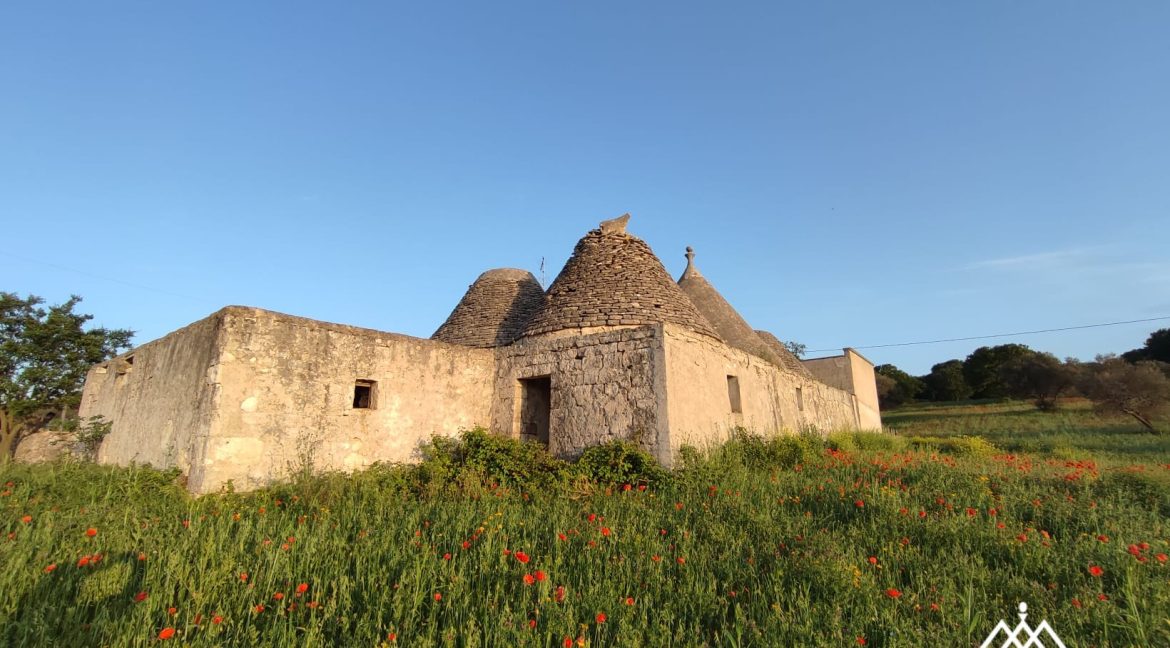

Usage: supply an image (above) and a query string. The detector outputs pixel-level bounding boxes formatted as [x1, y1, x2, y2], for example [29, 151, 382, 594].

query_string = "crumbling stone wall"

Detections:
[492, 326, 667, 462]
[199, 307, 495, 493]
[660, 324, 857, 454]
[80, 311, 225, 484]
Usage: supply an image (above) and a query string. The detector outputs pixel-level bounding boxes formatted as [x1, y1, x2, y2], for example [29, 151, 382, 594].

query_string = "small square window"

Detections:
[353, 380, 377, 409]
[727, 375, 742, 414]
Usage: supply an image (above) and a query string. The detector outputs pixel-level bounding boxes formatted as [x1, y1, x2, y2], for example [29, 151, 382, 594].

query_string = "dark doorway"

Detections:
[518, 376, 551, 446]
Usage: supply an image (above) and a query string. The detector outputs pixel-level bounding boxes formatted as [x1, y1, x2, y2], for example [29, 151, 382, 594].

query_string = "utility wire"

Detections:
[806, 316, 1170, 354]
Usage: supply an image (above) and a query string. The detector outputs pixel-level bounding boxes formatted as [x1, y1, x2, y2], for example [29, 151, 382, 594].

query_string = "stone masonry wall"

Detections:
[197, 307, 495, 493]
[661, 324, 857, 455]
[82, 310, 226, 486]
[491, 326, 667, 462]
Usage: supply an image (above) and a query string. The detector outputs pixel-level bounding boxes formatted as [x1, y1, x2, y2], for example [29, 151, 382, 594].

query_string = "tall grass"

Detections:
[1, 416, 1169, 647]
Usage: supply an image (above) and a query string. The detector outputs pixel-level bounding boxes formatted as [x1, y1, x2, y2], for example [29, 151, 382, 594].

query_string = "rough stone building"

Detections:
[77, 217, 881, 493]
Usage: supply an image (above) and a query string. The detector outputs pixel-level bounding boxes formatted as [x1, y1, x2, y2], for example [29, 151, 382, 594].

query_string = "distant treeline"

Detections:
[874, 329, 1170, 430]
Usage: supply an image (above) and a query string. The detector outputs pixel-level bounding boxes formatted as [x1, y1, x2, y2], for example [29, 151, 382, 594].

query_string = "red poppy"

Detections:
[43, 563, 57, 574]
[867, 556, 878, 565]
[587, 514, 597, 523]
[20, 515, 31, 524]
[296, 583, 309, 594]
[563, 637, 573, 648]
[158, 627, 175, 640]
[651, 555, 661, 562]
[600, 527, 612, 537]
[1071, 598, 1082, 609]
[534, 570, 547, 582]
[442, 553, 451, 561]
[514, 551, 530, 564]
[857, 637, 867, 646]
[1088, 565, 1104, 577]
[85, 527, 97, 537]
[554, 585, 566, 602]
[1097, 535, 1109, 543]
[624, 596, 635, 606]
[77, 556, 90, 568]
[254, 604, 265, 613]
[528, 619, 537, 629]
[433, 592, 442, 601]
[273, 592, 284, 601]
[387, 632, 397, 642]
[854, 500, 864, 508]
[523, 573, 536, 586]
[240, 573, 248, 582]
[885, 588, 902, 599]
[462, 541, 471, 549]
[557, 533, 568, 542]
[134, 591, 148, 603]
[168, 607, 177, 615]
[595, 612, 607, 623]
[212, 615, 223, 625]
[1157, 553, 1167, 563]
[677, 557, 686, 565]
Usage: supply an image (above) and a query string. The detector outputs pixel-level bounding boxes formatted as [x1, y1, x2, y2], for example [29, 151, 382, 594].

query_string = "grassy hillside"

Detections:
[2, 404, 1169, 647]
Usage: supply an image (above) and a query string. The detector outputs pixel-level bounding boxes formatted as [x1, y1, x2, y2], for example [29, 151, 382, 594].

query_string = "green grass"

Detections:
[2, 407, 1169, 647]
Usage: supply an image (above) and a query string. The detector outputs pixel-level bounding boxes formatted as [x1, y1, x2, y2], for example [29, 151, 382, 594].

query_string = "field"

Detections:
[2, 401, 1169, 647]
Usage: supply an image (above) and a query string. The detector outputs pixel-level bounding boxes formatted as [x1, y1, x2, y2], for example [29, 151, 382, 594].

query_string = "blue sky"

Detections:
[2, 2, 1167, 375]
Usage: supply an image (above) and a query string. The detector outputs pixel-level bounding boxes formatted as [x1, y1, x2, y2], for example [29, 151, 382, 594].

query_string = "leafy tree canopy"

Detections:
[962, 344, 1037, 399]
[921, 359, 973, 402]
[0, 293, 133, 458]
[1122, 328, 1170, 364]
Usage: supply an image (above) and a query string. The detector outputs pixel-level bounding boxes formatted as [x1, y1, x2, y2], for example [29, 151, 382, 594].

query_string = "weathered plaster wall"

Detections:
[197, 307, 495, 493]
[661, 324, 857, 454]
[802, 349, 882, 430]
[81, 311, 226, 485]
[844, 349, 882, 429]
[491, 326, 667, 462]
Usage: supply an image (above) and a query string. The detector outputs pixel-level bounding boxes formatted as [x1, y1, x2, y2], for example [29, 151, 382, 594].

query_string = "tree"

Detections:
[0, 293, 133, 459]
[874, 364, 924, 409]
[998, 352, 1077, 411]
[1122, 328, 1170, 364]
[782, 340, 806, 358]
[962, 344, 1037, 399]
[921, 359, 973, 402]
[1079, 356, 1170, 432]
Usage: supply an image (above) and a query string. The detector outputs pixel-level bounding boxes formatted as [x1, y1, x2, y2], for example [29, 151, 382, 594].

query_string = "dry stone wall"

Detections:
[492, 326, 667, 462]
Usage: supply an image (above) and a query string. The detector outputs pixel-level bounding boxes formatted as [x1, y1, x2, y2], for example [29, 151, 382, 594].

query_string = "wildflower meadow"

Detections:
[1, 400, 1168, 646]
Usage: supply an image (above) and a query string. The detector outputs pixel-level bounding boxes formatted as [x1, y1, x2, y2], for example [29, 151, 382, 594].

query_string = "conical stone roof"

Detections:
[522, 216, 719, 339]
[677, 246, 813, 378]
[755, 329, 815, 379]
[433, 268, 545, 348]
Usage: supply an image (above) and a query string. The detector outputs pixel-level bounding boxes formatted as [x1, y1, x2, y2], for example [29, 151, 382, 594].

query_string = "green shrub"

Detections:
[575, 439, 667, 487]
[827, 430, 908, 453]
[906, 434, 999, 457]
[414, 427, 571, 493]
[719, 427, 825, 470]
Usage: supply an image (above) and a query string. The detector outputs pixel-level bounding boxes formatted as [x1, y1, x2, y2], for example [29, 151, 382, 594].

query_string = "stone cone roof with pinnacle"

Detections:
[433, 268, 546, 348]
[522, 215, 719, 339]
[677, 246, 813, 378]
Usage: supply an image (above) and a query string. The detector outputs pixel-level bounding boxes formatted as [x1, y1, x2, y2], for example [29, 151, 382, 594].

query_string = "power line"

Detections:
[806, 316, 1170, 354]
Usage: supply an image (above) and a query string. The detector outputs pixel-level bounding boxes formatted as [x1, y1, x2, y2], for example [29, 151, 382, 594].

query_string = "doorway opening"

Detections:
[517, 376, 551, 447]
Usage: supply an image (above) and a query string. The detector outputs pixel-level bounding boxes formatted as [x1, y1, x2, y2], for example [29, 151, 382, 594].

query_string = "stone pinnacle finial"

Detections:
[685, 246, 695, 268]
[599, 213, 631, 235]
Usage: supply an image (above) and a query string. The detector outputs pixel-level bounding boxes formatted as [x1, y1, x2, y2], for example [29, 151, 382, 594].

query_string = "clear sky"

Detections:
[2, 2, 1167, 375]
